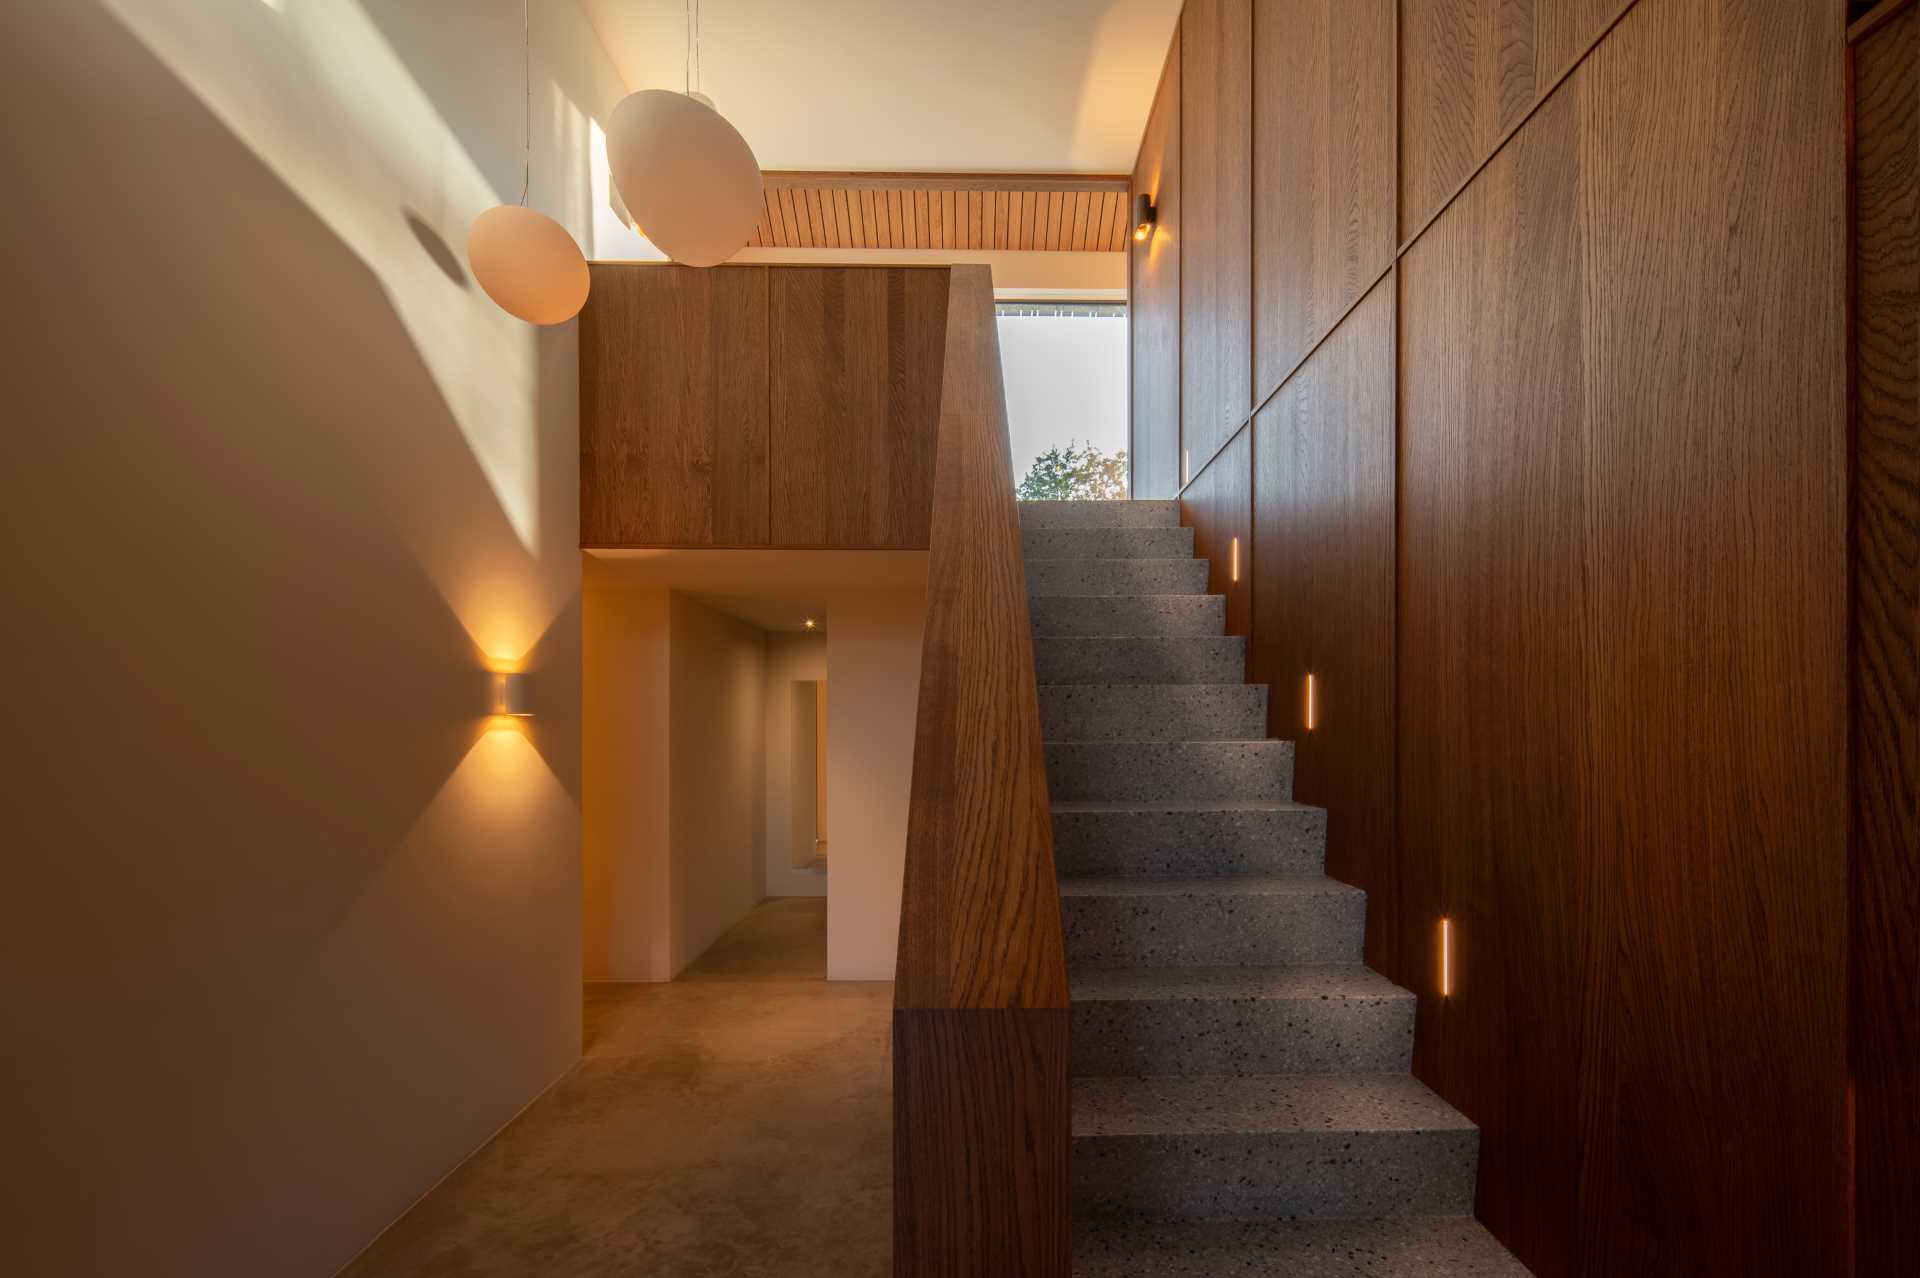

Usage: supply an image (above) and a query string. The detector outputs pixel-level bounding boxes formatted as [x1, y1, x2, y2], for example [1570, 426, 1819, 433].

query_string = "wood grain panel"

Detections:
[894, 265, 1069, 1275]
[1400, 1, 1848, 1271]
[1248, 279, 1396, 971]
[896, 265, 1068, 1010]
[1851, 8, 1920, 1274]
[1252, 0, 1396, 392]
[1131, 32, 1181, 499]
[894, 1010, 1070, 1277]
[1180, 0, 1254, 468]
[750, 174, 1131, 252]
[769, 268, 945, 549]
[1180, 428, 1251, 640]
[579, 265, 769, 546]
[1398, 0, 1622, 239]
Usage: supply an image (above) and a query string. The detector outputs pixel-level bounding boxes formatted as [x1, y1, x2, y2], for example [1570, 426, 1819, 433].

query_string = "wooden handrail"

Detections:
[893, 265, 1071, 1276]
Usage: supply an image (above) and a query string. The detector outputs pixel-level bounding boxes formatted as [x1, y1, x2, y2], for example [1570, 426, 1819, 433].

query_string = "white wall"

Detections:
[825, 592, 929, 980]
[667, 596, 769, 973]
[583, 588, 671, 982]
[0, 2, 623, 1272]
[766, 632, 832, 898]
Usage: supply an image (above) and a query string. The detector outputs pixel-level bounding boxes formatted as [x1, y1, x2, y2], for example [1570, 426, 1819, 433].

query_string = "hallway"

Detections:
[344, 899, 891, 1277]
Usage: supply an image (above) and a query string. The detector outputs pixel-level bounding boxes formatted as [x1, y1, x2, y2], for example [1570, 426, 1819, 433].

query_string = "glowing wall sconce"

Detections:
[1440, 917, 1454, 997]
[1132, 192, 1157, 242]
[492, 672, 533, 718]
[803, 618, 818, 630]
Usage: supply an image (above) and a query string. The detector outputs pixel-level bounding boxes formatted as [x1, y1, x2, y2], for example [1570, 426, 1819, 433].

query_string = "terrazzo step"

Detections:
[1060, 876, 1363, 967]
[1039, 684, 1268, 742]
[1034, 636, 1246, 686]
[1020, 526, 1195, 560]
[1072, 1073, 1479, 1221]
[1073, 1216, 1530, 1276]
[1045, 740, 1293, 802]
[1028, 558, 1210, 596]
[1028, 594, 1226, 637]
[1051, 800, 1327, 878]
[1019, 499, 1181, 529]
[1071, 964, 1415, 1076]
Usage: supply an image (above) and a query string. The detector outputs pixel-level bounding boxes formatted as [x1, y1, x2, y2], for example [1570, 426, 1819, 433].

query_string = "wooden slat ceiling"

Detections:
[749, 172, 1134, 252]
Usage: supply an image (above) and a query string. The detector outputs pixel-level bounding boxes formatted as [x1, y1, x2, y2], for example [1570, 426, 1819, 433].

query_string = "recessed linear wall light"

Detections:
[1304, 673, 1316, 732]
[1441, 918, 1454, 997]
[492, 672, 532, 717]
[1132, 193, 1157, 242]
[1182, 449, 1191, 486]
[803, 618, 818, 630]
[1230, 536, 1240, 583]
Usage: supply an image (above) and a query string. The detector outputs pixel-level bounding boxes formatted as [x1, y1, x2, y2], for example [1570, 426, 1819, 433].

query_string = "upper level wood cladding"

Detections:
[749, 172, 1134, 252]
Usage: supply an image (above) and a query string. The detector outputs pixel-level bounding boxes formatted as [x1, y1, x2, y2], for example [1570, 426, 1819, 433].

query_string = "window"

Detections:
[996, 302, 1129, 499]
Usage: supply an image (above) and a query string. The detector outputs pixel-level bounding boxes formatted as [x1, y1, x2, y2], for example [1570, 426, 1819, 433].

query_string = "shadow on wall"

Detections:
[0, 1, 594, 1273]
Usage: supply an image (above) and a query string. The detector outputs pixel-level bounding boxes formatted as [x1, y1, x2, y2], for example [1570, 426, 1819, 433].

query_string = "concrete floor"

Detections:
[343, 898, 892, 1277]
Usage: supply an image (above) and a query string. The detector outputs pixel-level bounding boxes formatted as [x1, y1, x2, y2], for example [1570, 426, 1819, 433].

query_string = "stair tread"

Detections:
[1072, 963, 1413, 1004]
[1074, 1072, 1476, 1138]
[1058, 875, 1361, 899]
[1073, 1216, 1530, 1276]
[1053, 798, 1318, 814]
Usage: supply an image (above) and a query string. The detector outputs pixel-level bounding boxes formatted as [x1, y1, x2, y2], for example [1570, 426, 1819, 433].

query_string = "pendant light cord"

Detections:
[684, 0, 701, 95]
[519, 0, 531, 205]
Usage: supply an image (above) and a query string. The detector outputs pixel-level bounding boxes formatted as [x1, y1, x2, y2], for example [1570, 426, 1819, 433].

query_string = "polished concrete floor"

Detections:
[344, 898, 891, 1276]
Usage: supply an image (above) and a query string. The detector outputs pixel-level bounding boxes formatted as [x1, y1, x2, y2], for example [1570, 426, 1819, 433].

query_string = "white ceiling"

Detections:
[578, 0, 1183, 173]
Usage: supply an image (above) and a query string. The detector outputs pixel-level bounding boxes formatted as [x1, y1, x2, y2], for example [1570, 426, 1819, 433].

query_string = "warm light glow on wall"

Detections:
[1304, 673, 1316, 732]
[1230, 536, 1240, 582]
[1441, 918, 1454, 997]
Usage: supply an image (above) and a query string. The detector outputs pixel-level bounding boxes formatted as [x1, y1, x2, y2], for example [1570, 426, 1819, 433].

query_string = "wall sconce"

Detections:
[1133, 192, 1156, 242]
[803, 618, 818, 630]
[492, 672, 533, 717]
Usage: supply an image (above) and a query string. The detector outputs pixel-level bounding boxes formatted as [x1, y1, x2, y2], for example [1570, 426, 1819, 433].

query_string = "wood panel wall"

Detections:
[1178, 0, 1253, 475]
[579, 266, 770, 545]
[580, 264, 945, 550]
[1134, 0, 1860, 1272]
[1130, 35, 1181, 499]
[1849, 3, 1920, 1274]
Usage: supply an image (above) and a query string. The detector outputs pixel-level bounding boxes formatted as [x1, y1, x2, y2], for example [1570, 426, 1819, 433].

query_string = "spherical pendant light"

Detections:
[606, 89, 763, 268]
[468, 205, 590, 325]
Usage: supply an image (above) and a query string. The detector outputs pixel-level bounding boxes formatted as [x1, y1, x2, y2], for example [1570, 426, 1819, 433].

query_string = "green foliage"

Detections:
[1015, 441, 1130, 502]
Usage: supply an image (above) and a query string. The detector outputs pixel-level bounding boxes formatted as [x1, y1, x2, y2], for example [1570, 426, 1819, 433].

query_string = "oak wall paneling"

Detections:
[1179, 428, 1251, 640]
[1131, 33, 1182, 499]
[1398, 0, 1626, 239]
[1850, 5, 1920, 1273]
[1251, 0, 1396, 391]
[769, 267, 947, 549]
[1400, 0, 1848, 1271]
[1248, 279, 1397, 973]
[579, 265, 770, 546]
[1179, 0, 1253, 474]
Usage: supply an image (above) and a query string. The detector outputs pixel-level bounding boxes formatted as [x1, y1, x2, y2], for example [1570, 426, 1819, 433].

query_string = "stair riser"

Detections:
[1051, 807, 1327, 878]
[1045, 741, 1293, 802]
[1072, 997, 1414, 1077]
[1027, 595, 1225, 637]
[1020, 527, 1195, 560]
[1062, 892, 1363, 966]
[1027, 559, 1210, 596]
[1039, 685, 1268, 742]
[1034, 637, 1245, 687]
[1019, 500, 1180, 529]
[1073, 1129, 1480, 1221]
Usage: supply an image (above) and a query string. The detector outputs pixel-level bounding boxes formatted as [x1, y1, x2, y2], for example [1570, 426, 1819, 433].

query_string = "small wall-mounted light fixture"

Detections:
[1230, 536, 1240, 583]
[492, 671, 532, 717]
[1132, 192, 1157, 242]
[803, 618, 818, 630]
[1304, 673, 1316, 732]
[1440, 917, 1454, 997]
[1182, 449, 1191, 486]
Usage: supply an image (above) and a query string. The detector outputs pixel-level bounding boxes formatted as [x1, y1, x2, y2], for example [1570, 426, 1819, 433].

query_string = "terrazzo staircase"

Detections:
[1020, 499, 1528, 1277]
